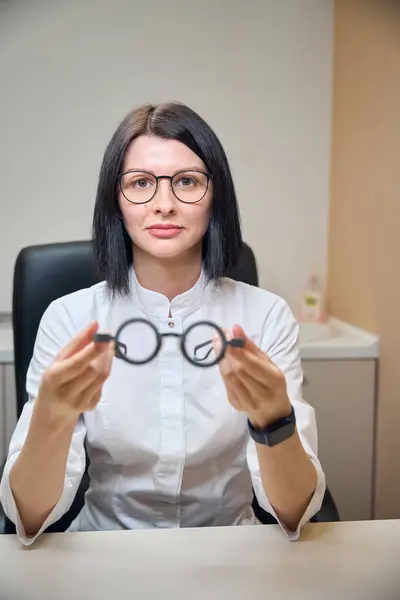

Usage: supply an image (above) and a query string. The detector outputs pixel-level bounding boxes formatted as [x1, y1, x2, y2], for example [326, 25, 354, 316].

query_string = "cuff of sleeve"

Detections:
[0, 457, 76, 547]
[254, 457, 326, 541]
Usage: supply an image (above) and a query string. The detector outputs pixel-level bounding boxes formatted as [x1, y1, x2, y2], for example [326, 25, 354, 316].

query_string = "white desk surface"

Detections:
[0, 521, 399, 600]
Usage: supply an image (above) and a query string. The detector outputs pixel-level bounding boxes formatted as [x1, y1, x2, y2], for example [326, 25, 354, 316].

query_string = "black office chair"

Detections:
[1, 240, 339, 533]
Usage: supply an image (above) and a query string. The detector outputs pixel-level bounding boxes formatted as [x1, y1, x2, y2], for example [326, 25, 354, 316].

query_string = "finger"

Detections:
[216, 328, 257, 410]
[89, 340, 115, 374]
[83, 347, 114, 410]
[60, 357, 108, 400]
[233, 363, 275, 401]
[71, 348, 113, 410]
[216, 335, 239, 405]
[51, 341, 112, 385]
[217, 337, 234, 377]
[82, 377, 106, 412]
[232, 324, 268, 359]
[224, 370, 256, 412]
[86, 342, 114, 385]
[229, 346, 284, 388]
[58, 321, 99, 360]
[223, 374, 242, 410]
[212, 327, 231, 357]
[218, 344, 256, 408]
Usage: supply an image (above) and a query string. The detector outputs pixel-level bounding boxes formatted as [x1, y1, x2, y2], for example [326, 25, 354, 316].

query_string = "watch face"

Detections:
[267, 422, 295, 447]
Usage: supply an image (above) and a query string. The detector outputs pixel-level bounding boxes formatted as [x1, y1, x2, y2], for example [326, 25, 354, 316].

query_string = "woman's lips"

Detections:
[147, 226, 183, 239]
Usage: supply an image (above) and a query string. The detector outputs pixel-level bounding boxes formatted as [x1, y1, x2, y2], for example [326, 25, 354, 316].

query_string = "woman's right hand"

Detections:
[36, 321, 114, 422]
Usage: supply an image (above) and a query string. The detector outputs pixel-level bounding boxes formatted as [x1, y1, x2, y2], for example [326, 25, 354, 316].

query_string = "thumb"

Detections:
[232, 324, 265, 357]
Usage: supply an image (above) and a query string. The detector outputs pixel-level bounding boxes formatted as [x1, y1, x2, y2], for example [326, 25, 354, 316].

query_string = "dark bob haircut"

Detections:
[92, 102, 242, 296]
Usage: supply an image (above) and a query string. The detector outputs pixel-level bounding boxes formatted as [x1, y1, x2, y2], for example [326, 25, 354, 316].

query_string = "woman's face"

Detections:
[118, 135, 212, 262]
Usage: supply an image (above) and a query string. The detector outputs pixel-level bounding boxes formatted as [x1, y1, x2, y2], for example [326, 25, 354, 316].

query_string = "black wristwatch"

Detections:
[248, 405, 296, 447]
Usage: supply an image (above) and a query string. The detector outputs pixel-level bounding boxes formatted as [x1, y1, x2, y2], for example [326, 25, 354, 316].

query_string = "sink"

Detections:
[298, 318, 379, 360]
[298, 322, 337, 343]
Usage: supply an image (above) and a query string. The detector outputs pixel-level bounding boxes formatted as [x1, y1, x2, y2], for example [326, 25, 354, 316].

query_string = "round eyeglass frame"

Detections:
[93, 318, 245, 368]
[118, 169, 212, 205]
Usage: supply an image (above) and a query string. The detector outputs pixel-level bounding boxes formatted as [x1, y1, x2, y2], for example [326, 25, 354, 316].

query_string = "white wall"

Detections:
[0, 0, 333, 313]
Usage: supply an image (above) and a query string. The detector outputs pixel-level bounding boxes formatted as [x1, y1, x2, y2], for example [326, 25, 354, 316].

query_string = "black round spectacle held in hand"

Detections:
[93, 318, 245, 367]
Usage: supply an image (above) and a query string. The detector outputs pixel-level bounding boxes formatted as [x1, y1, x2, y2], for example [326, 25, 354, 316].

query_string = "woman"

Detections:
[0, 102, 325, 545]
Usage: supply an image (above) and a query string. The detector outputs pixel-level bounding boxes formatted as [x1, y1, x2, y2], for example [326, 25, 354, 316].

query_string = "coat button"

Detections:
[168, 321, 175, 328]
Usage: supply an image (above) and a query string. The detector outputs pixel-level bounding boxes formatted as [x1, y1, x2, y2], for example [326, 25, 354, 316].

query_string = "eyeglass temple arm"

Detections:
[193, 336, 245, 361]
[93, 333, 127, 356]
[193, 339, 213, 357]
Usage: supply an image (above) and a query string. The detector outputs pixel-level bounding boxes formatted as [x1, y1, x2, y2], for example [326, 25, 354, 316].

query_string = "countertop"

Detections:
[0, 317, 379, 364]
[299, 318, 379, 360]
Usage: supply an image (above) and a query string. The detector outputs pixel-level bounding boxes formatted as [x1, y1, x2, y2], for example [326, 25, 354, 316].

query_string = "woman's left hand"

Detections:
[217, 325, 292, 430]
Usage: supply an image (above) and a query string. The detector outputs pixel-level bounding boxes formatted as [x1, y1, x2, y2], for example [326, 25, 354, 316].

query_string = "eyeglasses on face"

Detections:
[93, 318, 244, 367]
[119, 169, 211, 205]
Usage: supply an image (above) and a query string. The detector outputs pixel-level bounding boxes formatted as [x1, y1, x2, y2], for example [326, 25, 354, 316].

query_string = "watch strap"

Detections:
[248, 405, 296, 447]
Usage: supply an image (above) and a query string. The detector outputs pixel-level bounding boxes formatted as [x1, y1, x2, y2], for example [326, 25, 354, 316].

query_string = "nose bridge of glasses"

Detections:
[154, 175, 177, 205]
[160, 332, 181, 339]
[157, 175, 173, 183]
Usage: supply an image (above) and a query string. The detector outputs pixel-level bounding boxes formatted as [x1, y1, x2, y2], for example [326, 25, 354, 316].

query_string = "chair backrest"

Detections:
[12, 240, 258, 416]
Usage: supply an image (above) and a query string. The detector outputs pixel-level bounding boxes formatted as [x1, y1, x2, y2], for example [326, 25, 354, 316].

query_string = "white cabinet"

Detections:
[302, 359, 376, 521]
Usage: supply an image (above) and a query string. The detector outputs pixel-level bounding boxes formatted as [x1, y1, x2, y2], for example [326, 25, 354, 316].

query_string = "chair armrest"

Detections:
[310, 486, 340, 522]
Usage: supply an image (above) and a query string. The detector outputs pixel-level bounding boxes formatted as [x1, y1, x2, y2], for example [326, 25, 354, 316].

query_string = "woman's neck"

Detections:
[133, 248, 203, 302]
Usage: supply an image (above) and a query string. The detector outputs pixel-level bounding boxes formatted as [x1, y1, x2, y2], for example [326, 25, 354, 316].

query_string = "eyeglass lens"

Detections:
[115, 320, 226, 366]
[120, 171, 209, 204]
[117, 320, 159, 363]
[183, 322, 225, 366]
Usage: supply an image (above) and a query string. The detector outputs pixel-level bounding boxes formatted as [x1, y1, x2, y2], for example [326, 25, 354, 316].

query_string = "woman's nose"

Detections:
[152, 179, 177, 214]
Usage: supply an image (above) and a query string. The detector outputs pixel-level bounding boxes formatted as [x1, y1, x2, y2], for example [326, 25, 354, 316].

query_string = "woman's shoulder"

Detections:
[40, 280, 110, 335]
[49, 279, 109, 311]
[212, 277, 298, 346]
[214, 276, 291, 316]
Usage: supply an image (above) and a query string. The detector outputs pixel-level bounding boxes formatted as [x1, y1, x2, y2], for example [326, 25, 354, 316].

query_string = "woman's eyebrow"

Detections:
[175, 166, 206, 172]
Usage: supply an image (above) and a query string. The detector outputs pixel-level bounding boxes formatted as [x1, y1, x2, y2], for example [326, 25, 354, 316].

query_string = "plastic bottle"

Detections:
[299, 269, 326, 323]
